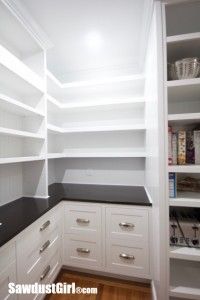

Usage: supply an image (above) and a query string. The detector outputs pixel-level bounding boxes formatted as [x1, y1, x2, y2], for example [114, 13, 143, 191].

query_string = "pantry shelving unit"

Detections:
[163, 1, 200, 299]
[46, 69, 147, 175]
[0, 0, 48, 204]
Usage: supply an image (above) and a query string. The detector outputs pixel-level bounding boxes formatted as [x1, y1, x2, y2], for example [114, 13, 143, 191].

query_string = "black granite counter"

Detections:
[0, 183, 151, 247]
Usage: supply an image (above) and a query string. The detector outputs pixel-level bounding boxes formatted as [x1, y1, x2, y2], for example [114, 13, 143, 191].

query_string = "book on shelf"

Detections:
[168, 128, 200, 166]
[169, 172, 176, 198]
[194, 130, 200, 164]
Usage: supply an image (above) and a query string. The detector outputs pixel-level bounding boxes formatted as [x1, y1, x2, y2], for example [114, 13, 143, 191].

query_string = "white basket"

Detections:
[174, 57, 200, 80]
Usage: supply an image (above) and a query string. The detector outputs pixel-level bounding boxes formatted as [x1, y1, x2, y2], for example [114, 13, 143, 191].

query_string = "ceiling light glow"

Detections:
[85, 31, 103, 49]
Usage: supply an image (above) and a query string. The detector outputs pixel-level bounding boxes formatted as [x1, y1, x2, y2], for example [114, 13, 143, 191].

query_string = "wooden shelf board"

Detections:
[0, 93, 44, 117]
[170, 286, 200, 300]
[47, 151, 147, 159]
[0, 156, 45, 164]
[169, 192, 200, 207]
[168, 113, 200, 124]
[170, 246, 200, 261]
[0, 44, 44, 95]
[168, 165, 200, 173]
[0, 127, 45, 139]
[47, 123, 146, 134]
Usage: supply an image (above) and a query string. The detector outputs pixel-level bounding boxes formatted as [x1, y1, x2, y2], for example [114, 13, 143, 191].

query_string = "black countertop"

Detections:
[0, 183, 151, 247]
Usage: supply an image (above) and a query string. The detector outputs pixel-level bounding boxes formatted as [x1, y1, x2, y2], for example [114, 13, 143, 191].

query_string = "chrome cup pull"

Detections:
[40, 265, 50, 281]
[40, 220, 50, 232]
[76, 218, 90, 224]
[76, 247, 90, 254]
[39, 240, 50, 254]
[119, 253, 135, 260]
[119, 222, 135, 229]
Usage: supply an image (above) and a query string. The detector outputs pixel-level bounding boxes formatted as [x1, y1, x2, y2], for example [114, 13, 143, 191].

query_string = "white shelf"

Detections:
[0, 44, 44, 96]
[167, 32, 200, 43]
[0, 93, 45, 117]
[47, 123, 146, 134]
[168, 165, 200, 173]
[0, 127, 45, 139]
[0, 156, 45, 165]
[170, 246, 200, 261]
[168, 113, 200, 124]
[47, 94, 145, 111]
[167, 32, 200, 62]
[167, 78, 200, 88]
[169, 192, 200, 207]
[170, 286, 200, 300]
[48, 150, 147, 159]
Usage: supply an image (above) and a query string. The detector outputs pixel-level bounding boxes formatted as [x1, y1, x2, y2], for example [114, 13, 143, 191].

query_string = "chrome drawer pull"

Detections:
[76, 247, 90, 254]
[119, 222, 135, 228]
[119, 253, 135, 260]
[76, 218, 90, 224]
[40, 220, 50, 232]
[40, 265, 50, 281]
[39, 240, 50, 254]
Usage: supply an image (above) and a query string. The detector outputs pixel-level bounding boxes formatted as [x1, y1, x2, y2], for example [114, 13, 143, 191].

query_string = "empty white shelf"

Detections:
[170, 246, 200, 261]
[47, 93, 145, 111]
[47, 123, 146, 134]
[48, 150, 147, 159]
[167, 32, 200, 62]
[0, 44, 44, 95]
[169, 192, 200, 207]
[168, 113, 200, 124]
[168, 165, 200, 173]
[0, 127, 45, 139]
[170, 286, 200, 300]
[0, 93, 45, 117]
[0, 156, 45, 164]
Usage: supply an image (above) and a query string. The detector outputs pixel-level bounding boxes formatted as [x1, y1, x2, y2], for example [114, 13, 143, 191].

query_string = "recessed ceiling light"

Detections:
[85, 31, 103, 50]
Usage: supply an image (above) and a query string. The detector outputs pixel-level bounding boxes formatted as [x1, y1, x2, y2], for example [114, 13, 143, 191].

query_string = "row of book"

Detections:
[168, 127, 200, 165]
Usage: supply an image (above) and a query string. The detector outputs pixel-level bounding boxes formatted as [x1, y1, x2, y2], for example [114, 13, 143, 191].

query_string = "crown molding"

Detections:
[1, 0, 54, 50]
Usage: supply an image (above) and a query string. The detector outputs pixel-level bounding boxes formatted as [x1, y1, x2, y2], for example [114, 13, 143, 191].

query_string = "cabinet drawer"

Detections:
[64, 234, 102, 268]
[107, 242, 149, 277]
[64, 204, 101, 237]
[0, 243, 15, 273]
[17, 228, 60, 284]
[0, 262, 17, 300]
[106, 207, 149, 243]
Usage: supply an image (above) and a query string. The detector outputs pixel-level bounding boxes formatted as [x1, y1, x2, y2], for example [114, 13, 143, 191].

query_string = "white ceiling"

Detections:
[19, 0, 152, 81]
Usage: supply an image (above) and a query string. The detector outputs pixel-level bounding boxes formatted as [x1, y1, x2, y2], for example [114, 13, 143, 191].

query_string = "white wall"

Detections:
[50, 158, 145, 186]
[144, 2, 168, 300]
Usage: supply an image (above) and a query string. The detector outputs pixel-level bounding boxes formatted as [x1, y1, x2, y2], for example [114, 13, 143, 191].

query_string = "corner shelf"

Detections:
[0, 127, 45, 139]
[47, 123, 146, 134]
[47, 150, 147, 159]
[168, 165, 200, 173]
[0, 156, 45, 165]
[170, 246, 200, 261]
[0, 93, 45, 117]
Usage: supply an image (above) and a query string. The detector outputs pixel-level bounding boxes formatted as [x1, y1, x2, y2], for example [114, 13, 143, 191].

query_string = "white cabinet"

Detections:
[0, 242, 17, 300]
[106, 206, 150, 277]
[63, 203, 103, 270]
[16, 205, 62, 300]
[63, 202, 151, 279]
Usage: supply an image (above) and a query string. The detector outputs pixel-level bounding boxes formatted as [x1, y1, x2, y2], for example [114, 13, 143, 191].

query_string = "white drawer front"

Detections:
[64, 234, 102, 268]
[65, 204, 101, 237]
[107, 242, 150, 277]
[106, 207, 149, 243]
[0, 243, 15, 273]
[17, 228, 60, 284]
[0, 262, 17, 300]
